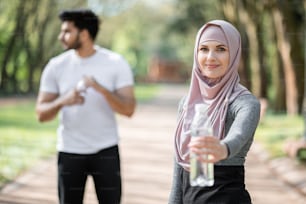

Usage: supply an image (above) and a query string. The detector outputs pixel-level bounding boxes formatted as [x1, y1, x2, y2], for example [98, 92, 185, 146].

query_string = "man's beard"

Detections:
[64, 32, 82, 50]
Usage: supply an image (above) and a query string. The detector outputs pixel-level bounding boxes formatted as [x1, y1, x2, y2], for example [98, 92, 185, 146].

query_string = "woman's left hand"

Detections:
[188, 136, 228, 163]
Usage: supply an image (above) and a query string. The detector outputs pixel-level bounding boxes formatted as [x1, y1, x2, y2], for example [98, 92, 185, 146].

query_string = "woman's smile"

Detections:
[205, 64, 220, 69]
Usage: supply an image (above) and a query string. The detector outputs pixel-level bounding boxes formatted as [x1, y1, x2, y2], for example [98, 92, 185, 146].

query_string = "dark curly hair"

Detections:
[59, 9, 100, 40]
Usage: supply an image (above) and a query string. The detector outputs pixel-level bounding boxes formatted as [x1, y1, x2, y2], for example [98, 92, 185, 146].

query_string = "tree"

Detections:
[0, 1, 26, 93]
[0, 0, 304, 116]
[0, 0, 85, 94]
[168, 0, 304, 114]
[303, 0, 306, 139]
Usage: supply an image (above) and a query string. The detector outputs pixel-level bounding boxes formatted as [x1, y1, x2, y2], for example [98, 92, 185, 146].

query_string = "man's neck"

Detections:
[75, 42, 96, 58]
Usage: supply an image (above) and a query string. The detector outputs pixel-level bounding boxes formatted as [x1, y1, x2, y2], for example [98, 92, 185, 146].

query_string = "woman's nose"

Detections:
[207, 51, 216, 60]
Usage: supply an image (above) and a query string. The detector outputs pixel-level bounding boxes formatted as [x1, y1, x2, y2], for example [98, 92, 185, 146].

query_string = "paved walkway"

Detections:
[0, 84, 305, 203]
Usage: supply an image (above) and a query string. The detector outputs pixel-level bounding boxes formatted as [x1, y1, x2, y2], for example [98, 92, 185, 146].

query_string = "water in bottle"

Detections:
[189, 103, 214, 187]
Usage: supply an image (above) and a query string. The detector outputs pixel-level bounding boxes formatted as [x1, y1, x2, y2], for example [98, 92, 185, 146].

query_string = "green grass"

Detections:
[0, 101, 58, 185]
[255, 113, 303, 158]
[135, 83, 160, 102]
[0, 84, 160, 186]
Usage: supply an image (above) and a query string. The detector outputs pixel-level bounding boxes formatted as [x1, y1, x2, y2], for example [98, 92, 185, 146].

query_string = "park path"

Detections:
[0, 84, 305, 204]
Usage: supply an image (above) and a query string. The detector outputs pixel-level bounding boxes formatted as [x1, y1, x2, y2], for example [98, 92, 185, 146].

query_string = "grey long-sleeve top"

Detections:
[168, 94, 261, 204]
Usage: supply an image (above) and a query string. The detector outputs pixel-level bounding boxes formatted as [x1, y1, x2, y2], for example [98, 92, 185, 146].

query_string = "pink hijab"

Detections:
[174, 20, 250, 170]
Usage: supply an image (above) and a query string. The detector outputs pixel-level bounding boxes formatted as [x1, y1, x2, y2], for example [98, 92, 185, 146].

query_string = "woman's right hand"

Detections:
[188, 136, 228, 163]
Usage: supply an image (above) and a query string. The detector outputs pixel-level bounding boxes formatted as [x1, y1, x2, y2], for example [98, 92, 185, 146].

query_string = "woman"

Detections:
[169, 20, 260, 203]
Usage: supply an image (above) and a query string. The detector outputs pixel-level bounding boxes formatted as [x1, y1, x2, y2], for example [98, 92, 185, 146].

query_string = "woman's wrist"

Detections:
[221, 142, 230, 159]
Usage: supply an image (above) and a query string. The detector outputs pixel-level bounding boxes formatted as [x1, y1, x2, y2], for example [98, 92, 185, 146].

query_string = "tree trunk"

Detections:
[238, 6, 261, 97]
[283, 0, 305, 113]
[272, 8, 298, 115]
[257, 23, 268, 98]
[0, 1, 26, 93]
[303, 0, 306, 140]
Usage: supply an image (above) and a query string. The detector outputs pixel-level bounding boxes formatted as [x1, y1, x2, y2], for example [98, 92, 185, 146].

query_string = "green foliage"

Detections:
[98, 1, 180, 79]
[255, 114, 303, 158]
[297, 148, 306, 162]
[0, 0, 304, 115]
[167, 0, 220, 34]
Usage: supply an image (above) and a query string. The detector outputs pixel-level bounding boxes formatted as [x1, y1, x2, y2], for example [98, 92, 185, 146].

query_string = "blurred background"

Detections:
[0, 0, 304, 115]
[0, 0, 305, 199]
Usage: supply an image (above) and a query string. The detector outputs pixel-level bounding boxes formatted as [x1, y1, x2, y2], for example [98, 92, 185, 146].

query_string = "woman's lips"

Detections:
[206, 64, 219, 69]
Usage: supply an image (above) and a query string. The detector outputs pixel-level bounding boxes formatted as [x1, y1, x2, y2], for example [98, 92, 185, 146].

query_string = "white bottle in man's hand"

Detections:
[76, 79, 87, 93]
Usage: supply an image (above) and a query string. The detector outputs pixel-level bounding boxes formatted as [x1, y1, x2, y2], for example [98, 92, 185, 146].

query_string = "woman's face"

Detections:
[197, 40, 230, 79]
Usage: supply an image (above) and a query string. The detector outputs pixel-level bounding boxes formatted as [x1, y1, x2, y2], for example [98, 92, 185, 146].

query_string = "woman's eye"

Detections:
[217, 47, 226, 52]
[200, 47, 209, 52]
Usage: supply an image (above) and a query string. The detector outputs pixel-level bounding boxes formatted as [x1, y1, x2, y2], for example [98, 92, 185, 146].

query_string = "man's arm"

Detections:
[94, 84, 136, 117]
[36, 89, 85, 122]
[83, 76, 136, 117]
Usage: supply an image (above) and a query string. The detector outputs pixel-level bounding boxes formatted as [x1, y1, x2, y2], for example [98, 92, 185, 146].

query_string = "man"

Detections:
[36, 9, 136, 204]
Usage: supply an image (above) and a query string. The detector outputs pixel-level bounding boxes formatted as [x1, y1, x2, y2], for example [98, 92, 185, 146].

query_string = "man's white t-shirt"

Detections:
[39, 46, 134, 154]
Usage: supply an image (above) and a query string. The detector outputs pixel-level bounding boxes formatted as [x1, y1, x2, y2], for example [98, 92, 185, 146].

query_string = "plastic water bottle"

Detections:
[189, 103, 214, 187]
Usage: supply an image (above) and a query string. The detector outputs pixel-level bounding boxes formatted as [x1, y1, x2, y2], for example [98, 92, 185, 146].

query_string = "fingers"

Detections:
[190, 148, 219, 163]
[189, 135, 215, 143]
[189, 136, 218, 150]
[62, 89, 85, 106]
[75, 94, 85, 104]
[73, 90, 85, 104]
[82, 76, 96, 87]
[189, 136, 225, 163]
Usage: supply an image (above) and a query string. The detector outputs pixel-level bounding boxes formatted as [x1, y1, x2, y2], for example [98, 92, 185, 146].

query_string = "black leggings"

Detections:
[57, 146, 121, 204]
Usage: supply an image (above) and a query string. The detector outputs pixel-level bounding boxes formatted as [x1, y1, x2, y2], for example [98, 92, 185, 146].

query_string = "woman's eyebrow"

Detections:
[216, 44, 227, 47]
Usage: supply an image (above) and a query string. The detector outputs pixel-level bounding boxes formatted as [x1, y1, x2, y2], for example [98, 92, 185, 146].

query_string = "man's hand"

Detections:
[79, 75, 136, 117]
[62, 88, 85, 106]
[36, 88, 85, 122]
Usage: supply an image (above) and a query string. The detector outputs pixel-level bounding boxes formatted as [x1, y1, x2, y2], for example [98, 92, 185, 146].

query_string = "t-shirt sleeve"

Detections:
[115, 56, 134, 89]
[39, 59, 59, 94]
